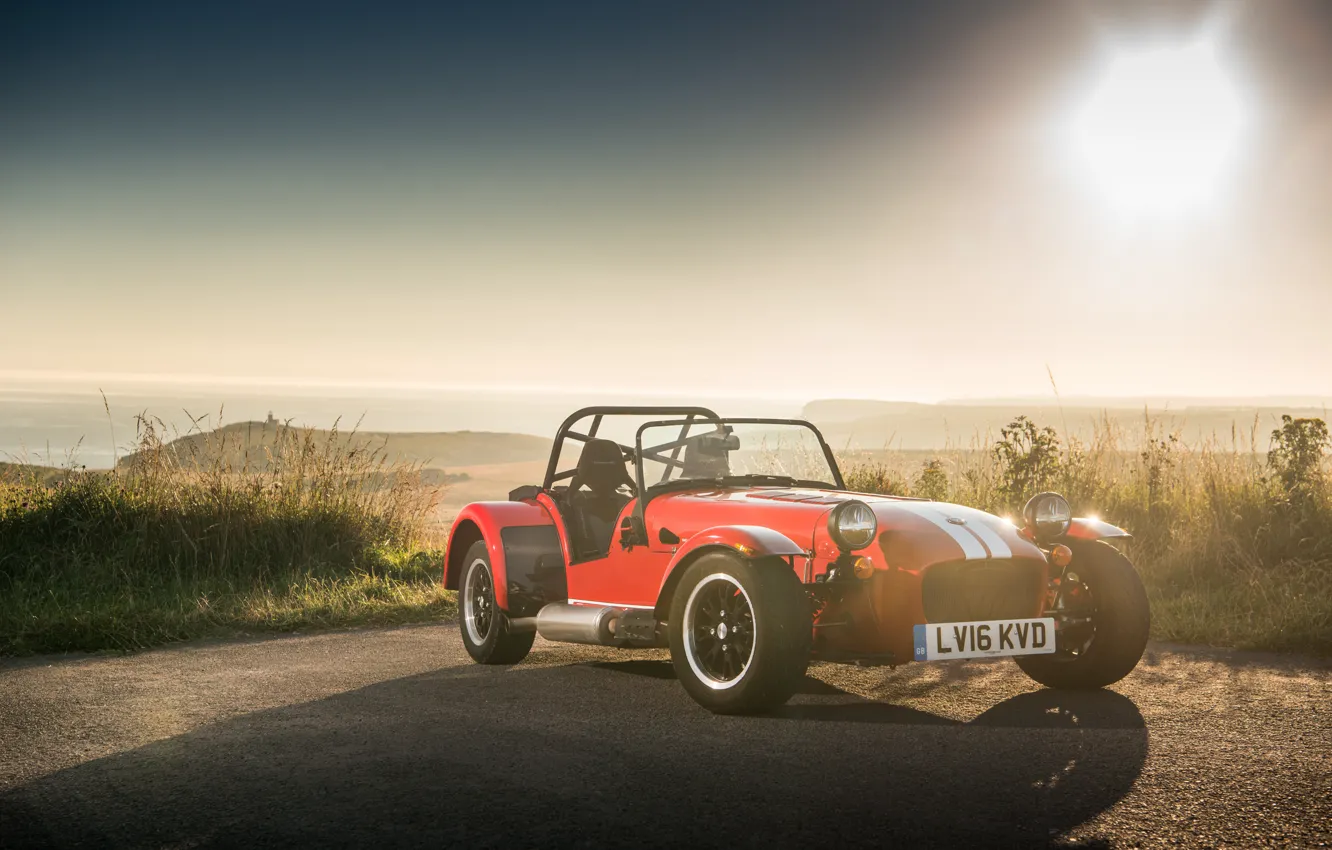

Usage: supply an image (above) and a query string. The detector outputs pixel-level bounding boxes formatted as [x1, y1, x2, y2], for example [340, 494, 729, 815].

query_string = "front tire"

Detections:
[669, 553, 811, 715]
[1016, 539, 1150, 689]
[459, 540, 535, 665]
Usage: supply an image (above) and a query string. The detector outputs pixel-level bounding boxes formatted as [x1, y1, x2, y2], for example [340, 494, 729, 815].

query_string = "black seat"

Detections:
[564, 439, 635, 562]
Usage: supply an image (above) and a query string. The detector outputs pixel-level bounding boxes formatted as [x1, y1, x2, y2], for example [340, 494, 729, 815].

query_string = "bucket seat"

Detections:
[564, 439, 635, 562]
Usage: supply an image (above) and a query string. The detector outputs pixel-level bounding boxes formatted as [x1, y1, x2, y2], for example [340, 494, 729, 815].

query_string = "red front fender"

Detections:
[652, 525, 806, 619]
[1066, 517, 1132, 541]
[443, 500, 555, 611]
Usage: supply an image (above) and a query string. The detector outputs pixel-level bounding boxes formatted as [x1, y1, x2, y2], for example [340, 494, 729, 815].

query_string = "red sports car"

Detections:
[443, 407, 1150, 714]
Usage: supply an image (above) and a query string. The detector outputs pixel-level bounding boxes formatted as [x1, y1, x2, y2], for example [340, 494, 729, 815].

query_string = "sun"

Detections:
[1066, 41, 1248, 218]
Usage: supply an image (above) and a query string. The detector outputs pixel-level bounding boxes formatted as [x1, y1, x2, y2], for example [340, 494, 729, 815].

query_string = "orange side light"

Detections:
[1050, 544, 1073, 568]
[853, 557, 875, 579]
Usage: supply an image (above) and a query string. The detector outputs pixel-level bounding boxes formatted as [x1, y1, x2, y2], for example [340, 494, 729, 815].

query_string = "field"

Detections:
[1, 409, 1328, 656]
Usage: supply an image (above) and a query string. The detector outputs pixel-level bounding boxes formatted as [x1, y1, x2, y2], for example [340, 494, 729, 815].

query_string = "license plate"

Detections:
[912, 618, 1057, 661]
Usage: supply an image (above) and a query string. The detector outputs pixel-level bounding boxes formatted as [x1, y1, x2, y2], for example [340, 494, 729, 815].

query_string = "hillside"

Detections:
[0, 462, 70, 486]
[117, 421, 551, 472]
[803, 399, 1331, 451]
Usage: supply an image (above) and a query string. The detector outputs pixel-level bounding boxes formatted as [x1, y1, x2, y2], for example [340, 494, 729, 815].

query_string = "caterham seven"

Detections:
[443, 407, 1150, 714]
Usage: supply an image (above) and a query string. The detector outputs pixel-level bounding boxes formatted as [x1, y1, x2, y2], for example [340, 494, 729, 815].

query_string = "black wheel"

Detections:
[459, 540, 535, 665]
[1016, 539, 1150, 690]
[668, 553, 811, 715]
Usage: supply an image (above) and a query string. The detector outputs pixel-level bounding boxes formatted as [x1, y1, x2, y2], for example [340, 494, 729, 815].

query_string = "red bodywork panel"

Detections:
[444, 500, 555, 610]
[446, 485, 1086, 663]
[665, 525, 806, 567]
[1066, 517, 1132, 540]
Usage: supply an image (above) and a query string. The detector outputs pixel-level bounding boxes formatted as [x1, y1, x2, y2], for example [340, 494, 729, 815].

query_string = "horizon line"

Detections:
[1, 370, 1329, 408]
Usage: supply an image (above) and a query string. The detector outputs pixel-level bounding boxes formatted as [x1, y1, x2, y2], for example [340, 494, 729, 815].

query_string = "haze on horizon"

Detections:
[4, 1, 1332, 403]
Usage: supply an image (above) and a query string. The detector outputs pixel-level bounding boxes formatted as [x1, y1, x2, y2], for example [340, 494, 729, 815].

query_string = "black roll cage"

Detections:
[538, 406, 847, 543]
[541, 406, 724, 490]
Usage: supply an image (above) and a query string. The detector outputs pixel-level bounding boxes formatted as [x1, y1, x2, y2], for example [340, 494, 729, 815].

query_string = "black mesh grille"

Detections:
[921, 560, 1045, 623]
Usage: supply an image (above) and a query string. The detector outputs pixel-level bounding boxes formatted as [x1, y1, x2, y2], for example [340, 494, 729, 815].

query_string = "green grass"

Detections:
[0, 417, 454, 655]
[838, 413, 1332, 655]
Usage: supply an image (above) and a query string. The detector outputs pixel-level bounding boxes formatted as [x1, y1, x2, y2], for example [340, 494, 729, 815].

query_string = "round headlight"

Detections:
[1022, 492, 1072, 542]
[828, 500, 877, 551]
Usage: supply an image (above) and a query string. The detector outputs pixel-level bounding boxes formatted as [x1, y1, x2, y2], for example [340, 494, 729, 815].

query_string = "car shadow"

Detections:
[586, 657, 680, 680]
[776, 682, 1145, 730]
[1, 657, 1147, 849]
[589, 659, 1144, 729]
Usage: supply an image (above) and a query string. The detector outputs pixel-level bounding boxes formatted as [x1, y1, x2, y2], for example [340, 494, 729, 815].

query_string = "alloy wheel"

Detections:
[683, 573, 757, 689]
[464, 558, 495, 645]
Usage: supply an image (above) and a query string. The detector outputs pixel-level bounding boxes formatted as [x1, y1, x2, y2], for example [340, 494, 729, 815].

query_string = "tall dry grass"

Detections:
[4, 407, 1327, 657]
[0, 415, 450, 654]
[840, 412, 1332, 654]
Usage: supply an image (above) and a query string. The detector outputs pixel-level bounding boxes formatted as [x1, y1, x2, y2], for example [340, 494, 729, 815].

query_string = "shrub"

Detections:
[843, 462, 910, 497]
[992, 416, 1063, 512]
[914, 460, 950, 501]
[1268, 415, 1329, 500]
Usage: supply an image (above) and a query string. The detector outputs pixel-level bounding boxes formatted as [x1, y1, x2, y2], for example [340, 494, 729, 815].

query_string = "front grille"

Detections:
[921, 559, 1045, 623]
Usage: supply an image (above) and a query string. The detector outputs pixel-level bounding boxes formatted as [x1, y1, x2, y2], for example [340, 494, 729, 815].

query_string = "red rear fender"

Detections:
[444, 501, 555, 611]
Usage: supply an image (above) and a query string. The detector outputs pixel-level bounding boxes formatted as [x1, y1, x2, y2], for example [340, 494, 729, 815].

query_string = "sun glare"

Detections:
[1067, 41, 1247, 218]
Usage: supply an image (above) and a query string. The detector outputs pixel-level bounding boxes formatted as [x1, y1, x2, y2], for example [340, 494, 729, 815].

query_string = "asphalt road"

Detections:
[1, 625, 1329, 849]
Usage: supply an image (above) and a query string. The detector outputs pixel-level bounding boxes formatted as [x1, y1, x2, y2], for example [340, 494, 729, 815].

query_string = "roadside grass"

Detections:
[0, 416, 453, 655]
[4, 406, 1328, 658]
[840, 413, 1332, 655]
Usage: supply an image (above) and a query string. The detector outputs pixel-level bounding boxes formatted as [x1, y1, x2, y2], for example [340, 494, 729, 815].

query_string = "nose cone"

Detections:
[871, 501, 1044, 569]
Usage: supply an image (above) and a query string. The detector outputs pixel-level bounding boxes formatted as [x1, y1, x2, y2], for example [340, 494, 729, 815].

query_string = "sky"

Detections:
[3, 1, 1332, 403]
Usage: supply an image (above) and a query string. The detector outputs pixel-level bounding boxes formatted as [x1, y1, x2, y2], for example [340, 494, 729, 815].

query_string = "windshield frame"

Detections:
[633, 417, 846, 519]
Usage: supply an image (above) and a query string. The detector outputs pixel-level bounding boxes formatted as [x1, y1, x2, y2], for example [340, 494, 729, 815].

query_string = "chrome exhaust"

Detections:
[535, 602, 621, 645]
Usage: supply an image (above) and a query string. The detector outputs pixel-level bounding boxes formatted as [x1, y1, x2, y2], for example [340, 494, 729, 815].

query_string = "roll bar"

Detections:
[541, 406, 721, 490]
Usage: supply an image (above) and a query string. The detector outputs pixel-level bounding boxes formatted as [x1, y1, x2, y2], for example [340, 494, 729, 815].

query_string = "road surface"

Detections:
[1, 624, 1329, 848]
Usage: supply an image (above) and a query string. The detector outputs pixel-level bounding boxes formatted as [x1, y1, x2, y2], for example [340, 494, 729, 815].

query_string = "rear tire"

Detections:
[669, 553, 811, 715]
[459, 540, 535, 665]
[1016, 540, 1149, 689]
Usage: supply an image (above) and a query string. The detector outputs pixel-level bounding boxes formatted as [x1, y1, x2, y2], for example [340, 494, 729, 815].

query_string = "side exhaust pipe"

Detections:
[535, 602, 620, 645]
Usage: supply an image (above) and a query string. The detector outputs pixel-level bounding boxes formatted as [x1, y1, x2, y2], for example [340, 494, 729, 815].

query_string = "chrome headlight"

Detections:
[828, 500, 877, 551]
[1022, 492, 1072, 542]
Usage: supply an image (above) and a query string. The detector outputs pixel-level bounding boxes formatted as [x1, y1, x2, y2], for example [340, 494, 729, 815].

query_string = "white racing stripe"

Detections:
[897, 503, 989, 560]
[959, 512, 1013, 559]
